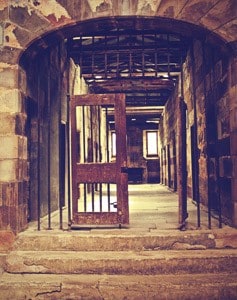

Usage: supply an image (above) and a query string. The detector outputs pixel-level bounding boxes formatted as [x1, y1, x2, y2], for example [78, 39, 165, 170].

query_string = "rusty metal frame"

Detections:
[70, 94, 129, 227]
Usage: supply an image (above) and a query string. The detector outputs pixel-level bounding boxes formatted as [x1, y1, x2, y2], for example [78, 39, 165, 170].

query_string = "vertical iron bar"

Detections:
[116, 33, 120, 77]
[190, 41, 201, 228]
[82, 106, 87, 212]
[211, 50, 222, 228]
[105, 35, 107, 79]
[67, 94, 71, 228]
[98, 107, 103, 212]
[167, 35, 170, 78]
[92, 36, 95, 78]
[58, 44, 63, 230]
[37, 67, 41, 231]
[202, 42, 212, 229]
[105, 107, 111, 211]
[129, 33, 132, 77]
[79, 36, 83, 79]
[155, 33, 158, 77]
[142, 32, 145, 77]
[90, 106, 94, 212]
[47, 55, 52, 230]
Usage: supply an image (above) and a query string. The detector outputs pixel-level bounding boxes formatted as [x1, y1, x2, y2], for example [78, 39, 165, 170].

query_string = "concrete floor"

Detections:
[29, 183, 221, 233]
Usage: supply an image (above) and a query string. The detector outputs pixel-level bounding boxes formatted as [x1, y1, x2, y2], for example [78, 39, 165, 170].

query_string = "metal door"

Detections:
[70, 94, 128, 227]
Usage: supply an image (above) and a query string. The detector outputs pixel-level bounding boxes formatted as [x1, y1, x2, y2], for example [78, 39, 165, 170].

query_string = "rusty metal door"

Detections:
[70, 94, 128, 227]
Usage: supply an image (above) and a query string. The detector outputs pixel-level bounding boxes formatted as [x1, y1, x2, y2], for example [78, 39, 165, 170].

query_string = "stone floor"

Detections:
[28, 183, 221, 233]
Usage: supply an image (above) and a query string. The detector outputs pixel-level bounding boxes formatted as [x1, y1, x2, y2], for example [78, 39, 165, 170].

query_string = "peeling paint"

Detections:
[4, 23, 22, 49]
[0, 62, 19, 72]
[10, 0, 70, 22]
[0, 0, 8, 11]
[87, 0, 112, 12]
[137, 0, 162, 14]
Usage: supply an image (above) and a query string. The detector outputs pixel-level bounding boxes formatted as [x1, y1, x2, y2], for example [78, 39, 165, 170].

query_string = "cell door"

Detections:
[70, 94, 129, 227]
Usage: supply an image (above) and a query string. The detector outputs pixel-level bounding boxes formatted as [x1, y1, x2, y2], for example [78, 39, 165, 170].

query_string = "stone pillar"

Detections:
[0, 63, 28, 233]
[229, 53, 237, 227]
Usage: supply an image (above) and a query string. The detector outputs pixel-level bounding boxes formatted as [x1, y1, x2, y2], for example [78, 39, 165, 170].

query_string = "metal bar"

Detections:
[91, 183, 95, 212]
[155, 33, 158, 77]
[67, 94, 71, 228]
[167, 35, 170, 77]
[116, 33, 120, 77]
[129, 33, 132, 77]
[37, 69, 41, 231]
[82, 106, 87, 212]
[92, 36, 95, 77]
[202, 42, 212, 229]
[98, 107, 103, 212]
[142, 32, 145, 77]
[105, 107, 111, 211]
[58, 45, 64, 230]
[211, 50, 222, 229]
[190, 41, 201, 228]
[47, 59, 52, 230]
[105, 35, 108, 78]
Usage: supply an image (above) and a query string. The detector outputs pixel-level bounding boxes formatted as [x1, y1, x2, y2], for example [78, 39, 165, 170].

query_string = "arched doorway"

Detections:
[18, 16, 235, 231]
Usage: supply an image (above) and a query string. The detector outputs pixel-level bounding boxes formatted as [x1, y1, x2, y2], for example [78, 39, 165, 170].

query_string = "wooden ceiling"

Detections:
[68, 29, 189, 108]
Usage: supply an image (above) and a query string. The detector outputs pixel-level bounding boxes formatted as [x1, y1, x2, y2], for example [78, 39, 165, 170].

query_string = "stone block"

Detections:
[0, 113, 15, 135]
[0, 230, 15, 252]
[0, 207, 10, 231]
[0, 88, 20, 113]
[0, 159, 17, 181]
[179, 0, 217, 23]
[9, 6, 50, 34]
[17, 159, 28, 181]
[0, 136, 19, 159]
[200, 0, 237, 31]
[0, 47, 21, 65]
[18, 67, 26, 94]
[0, 182, 18, 207]
[0, 65, 19, 89]
[15, 113, 27, 136]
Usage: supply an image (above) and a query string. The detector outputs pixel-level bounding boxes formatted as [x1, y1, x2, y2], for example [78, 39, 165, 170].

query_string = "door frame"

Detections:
[70, 93, 129, 227]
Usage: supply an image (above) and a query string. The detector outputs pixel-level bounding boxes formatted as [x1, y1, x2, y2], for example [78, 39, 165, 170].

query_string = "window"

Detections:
[146, 131, 158, 157]
[111, 131, 116, 157]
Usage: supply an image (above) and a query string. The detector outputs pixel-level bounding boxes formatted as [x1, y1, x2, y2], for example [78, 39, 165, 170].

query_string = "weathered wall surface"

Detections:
[24, 41, 68, 221]
[0, 0, 236, 232]
[159, 85, 178, 191]
[160, 38, 235, 224]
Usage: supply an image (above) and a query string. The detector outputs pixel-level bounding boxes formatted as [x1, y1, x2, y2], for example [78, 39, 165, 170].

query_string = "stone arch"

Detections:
[0, 1, 236, 232]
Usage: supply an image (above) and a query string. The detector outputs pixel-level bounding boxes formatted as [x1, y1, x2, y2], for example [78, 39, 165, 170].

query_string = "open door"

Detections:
[70, 94, 128, 227]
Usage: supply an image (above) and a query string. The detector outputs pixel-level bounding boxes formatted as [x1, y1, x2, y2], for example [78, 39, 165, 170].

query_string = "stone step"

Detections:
[14, 230, 218, 251]
[5, 249, 237, 275]
[0, 272, 237, 300]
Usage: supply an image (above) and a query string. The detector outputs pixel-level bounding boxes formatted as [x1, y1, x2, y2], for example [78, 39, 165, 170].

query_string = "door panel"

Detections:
[70, 94, 128, 226]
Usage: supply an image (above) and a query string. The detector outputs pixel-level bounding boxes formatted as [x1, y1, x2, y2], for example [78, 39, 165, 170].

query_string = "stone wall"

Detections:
[159, 85, 179, 191]
[0, 0, 236, 232]
[160, 38, 235, 224]
[24, 41, 68, 221]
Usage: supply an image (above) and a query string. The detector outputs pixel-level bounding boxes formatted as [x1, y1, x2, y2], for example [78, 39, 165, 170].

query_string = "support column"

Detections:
[229, 53, 237, 227]
[0, 63, 28, 233]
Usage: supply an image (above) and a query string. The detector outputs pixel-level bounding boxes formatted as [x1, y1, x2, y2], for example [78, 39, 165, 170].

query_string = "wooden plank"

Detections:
[71, 94, 117, 106]
[76, 163, 117, 183]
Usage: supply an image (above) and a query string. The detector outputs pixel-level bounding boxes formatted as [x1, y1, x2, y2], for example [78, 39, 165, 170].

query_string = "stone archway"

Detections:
[0, 1, 236, 233]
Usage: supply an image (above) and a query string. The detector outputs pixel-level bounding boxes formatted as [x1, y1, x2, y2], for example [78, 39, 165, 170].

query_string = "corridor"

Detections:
[30, 184, 220, 233]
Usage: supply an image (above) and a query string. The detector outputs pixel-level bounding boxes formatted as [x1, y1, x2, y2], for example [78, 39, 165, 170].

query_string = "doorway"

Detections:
[70, 94, 129, 227]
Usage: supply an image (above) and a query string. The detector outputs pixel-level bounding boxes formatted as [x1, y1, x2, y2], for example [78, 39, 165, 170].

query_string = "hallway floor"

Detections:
[29, 183, 222, 233]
